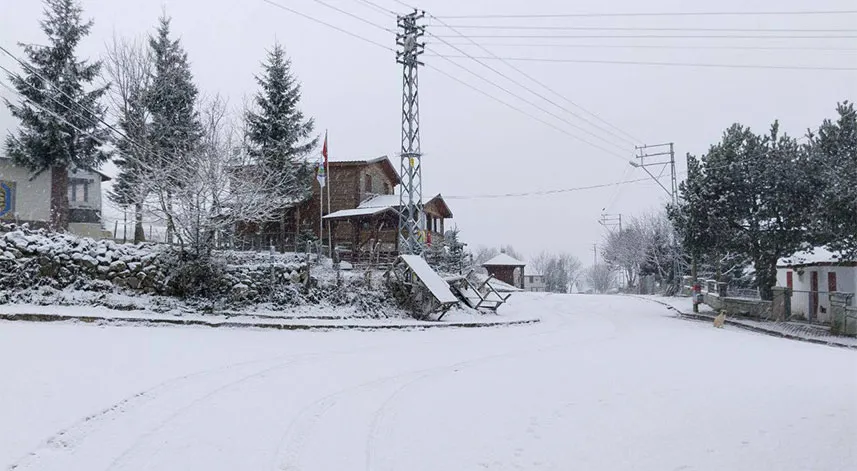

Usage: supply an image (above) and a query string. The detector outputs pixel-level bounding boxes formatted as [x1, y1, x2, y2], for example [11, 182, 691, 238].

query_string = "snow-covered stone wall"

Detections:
[0, 223, 308, 301]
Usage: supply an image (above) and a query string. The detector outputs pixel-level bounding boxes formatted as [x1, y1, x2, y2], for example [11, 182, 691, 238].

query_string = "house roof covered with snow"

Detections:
[483, 253, 526, 267]
[777, 247, 857, 268]
[358, 194, 400, 209]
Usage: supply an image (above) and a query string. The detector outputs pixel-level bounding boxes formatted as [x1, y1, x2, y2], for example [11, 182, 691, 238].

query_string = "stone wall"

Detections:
[0, 223, 308, 302]
[703, 292, 773, 320]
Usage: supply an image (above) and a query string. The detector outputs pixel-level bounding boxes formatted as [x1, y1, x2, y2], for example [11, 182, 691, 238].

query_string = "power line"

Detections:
[427, 54, 632, 159]
[349, 0, 396, 17]
[425, 33, 637, 152]
[435, 25, 857, 33]
[305, 0, 394, 33]
[261, 0, 393, 51]
[429, 42, 857, 52]
[430, 33, 857, 39]
[258, 1, 636, 163]
[444, 176, 657, 199]
[434, 10, 857, 19]
[427, 14, 642, 145]
[427, 54, 857, 71]
[424, 63, 630, 161]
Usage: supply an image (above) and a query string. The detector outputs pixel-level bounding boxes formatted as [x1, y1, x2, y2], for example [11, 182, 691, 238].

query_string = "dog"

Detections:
[713, 311, 727, 328]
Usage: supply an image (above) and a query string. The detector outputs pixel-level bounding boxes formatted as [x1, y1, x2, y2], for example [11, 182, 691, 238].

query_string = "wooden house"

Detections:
[234, 155, 454, 263]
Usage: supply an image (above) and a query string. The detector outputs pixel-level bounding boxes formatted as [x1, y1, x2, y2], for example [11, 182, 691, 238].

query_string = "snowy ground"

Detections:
[1, 293, 855, 471]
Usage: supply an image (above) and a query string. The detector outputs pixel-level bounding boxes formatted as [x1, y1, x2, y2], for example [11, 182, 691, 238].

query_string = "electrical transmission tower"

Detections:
[396, 10, 427, 255]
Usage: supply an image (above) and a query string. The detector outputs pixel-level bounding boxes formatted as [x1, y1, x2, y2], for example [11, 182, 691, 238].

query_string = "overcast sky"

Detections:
[1, 0, 855, 264]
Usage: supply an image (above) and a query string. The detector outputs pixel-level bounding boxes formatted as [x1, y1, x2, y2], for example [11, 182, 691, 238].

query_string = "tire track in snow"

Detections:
[364, 307, 629, 471]
[7, 351, 302, 471]
[11, 341, 382, 471]
[272, 309, 622, 471]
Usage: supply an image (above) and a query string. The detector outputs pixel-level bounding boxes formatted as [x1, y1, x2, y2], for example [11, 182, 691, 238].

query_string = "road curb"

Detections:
[0, 312, 540, 331]
[629, 295, 857, 350]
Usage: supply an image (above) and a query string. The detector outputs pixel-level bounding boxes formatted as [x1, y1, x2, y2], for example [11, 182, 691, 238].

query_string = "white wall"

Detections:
[1, 159, 107, 238]
[777, 265, 857, 322]
[69, 168, 103, 212]
[0, 159, 51, 222]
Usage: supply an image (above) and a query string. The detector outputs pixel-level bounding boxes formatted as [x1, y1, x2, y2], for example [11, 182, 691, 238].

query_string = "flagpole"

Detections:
[325, 130, 332, 259]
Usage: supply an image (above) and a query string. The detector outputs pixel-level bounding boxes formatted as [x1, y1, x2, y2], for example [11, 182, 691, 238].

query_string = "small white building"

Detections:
[777, 247, 857, 323]
[524, 271, 546, 292]
[1, 156, 110, 238]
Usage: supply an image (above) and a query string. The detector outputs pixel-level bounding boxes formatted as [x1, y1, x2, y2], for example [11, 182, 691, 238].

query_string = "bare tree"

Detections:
[126, 95, 302, 257]
[601, 210, 683, 293]
[472, 246, 499, 274]
[103, 34, 152, 243]
[532, 250, 582, 293]
[585, 263, 619, 294]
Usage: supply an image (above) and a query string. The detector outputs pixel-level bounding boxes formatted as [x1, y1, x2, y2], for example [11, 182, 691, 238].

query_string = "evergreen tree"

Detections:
[679, 123, 813, 300]
[810, 102, 857, 258]
[443, 227, 467, 273]
[147, 15, 202, 242]
[245, 42, 317, 199]
[4, 0, 109, 230]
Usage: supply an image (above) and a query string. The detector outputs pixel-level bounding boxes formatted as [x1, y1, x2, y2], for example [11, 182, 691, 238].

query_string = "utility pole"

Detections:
[599, 213, 622, 232]
[396, 10, 426, 255]
[630, 142, 682, 292]
[630, 142, 677, 206]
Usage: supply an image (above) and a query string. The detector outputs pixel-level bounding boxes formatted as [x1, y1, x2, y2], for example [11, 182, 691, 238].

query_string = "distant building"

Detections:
[482, 252, 526, 290]
[777, 247, 857, 323]
[0, 156, 110, 238]
[524, 271, 546, 292]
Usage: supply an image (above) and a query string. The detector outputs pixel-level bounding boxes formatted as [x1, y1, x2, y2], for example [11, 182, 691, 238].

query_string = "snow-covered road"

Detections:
[1, 294, 855, 470]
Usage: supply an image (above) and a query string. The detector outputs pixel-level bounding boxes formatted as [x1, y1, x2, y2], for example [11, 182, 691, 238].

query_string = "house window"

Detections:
[69, 179, 90, 203]
[364, 174, 372, 194]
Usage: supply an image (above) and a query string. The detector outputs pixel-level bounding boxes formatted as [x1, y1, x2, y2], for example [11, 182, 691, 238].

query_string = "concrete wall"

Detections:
[0, 159, 51, 223]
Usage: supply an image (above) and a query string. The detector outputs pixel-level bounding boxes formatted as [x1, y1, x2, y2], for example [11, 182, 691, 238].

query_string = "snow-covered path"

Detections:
[1, 294, 854, 471]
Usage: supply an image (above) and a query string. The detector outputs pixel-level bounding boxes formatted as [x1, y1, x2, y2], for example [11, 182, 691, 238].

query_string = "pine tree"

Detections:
[443, 227, 467, 274]
[4, 0, 109, 230]
[811, 102, 857, 258]
[245, 42, 317, 199]
[681, 123, 813, 300]
[147, 15, 202, 242]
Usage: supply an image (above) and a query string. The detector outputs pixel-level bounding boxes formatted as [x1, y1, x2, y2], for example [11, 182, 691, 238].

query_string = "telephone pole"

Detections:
[599, 213, 622, 232]
[396, 10, 426, 255]
[630, 142, 682, 291]
[630, 142, 677, 206]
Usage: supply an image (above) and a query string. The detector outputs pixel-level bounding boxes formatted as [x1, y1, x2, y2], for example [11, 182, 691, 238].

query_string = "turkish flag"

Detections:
[322, 130, 328, 170]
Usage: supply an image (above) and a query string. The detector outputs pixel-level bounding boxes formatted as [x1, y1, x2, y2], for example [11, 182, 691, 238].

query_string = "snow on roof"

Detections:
[778, 247, 855, 267]
[358, 194, 400, 209]
[328, 155, 389, 164]
[323, 206, 393, 220]
[483, 253, 526, 267]
[399, 255, 459, 304]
